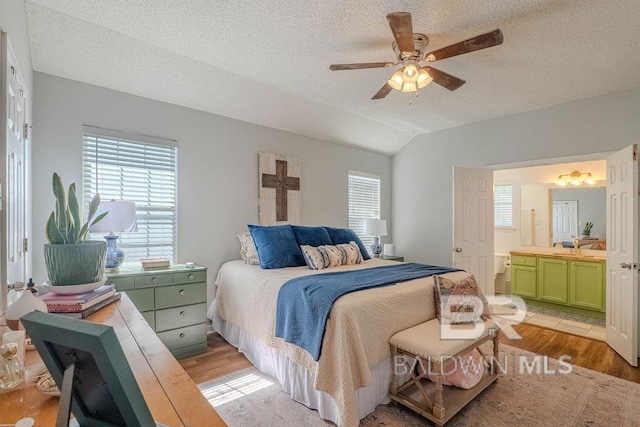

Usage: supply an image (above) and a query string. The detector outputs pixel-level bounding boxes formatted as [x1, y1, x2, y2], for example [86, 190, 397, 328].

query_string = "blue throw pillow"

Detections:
[324, 227, 371, 260]
[248, 224, 305, 269]
[292, 225, 333, 247]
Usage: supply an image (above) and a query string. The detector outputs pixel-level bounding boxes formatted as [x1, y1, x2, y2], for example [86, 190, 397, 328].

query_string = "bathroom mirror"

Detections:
[520, 185, 606, 249]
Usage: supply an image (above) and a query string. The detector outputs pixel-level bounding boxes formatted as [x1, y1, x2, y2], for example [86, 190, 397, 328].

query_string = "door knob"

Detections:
[455, 247, 463, 253]
[620, 263, 633, 270]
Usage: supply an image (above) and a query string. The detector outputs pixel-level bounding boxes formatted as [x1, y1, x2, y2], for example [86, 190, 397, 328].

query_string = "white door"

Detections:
[453, 167, 494, 296]
[5, 42, 26, 286]
[0, 33, 27, 317]
[552, 200, 578, 242]
[606, 144, 638, 367]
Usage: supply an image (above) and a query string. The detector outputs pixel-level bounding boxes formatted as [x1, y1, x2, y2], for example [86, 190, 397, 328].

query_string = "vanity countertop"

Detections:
[510, 250, 606, 262]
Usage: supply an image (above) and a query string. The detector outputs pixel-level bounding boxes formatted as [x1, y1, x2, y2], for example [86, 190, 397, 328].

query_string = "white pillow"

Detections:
[236, 232, 260, 265]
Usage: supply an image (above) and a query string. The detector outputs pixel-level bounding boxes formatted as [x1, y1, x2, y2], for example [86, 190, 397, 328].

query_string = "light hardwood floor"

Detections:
[180, 324, 640, 385]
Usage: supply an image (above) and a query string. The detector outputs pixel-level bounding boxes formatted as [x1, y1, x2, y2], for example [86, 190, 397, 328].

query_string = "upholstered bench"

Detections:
[389, 318, 500, 426]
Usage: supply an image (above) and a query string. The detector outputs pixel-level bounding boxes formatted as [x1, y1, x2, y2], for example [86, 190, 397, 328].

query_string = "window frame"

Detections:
[82, 125, 178, 263]
[494, 183, 514, 230]
[348, 171, 381, 251]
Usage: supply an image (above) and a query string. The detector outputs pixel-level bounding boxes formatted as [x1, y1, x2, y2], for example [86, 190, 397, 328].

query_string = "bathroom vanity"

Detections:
[510, 251, 605, 317]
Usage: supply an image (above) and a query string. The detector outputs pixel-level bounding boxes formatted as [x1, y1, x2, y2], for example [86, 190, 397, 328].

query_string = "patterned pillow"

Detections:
[236, 232, 260, 265]
[433, 274, 490, 324]
[300, 241, 363, 270]
[336, 241, 363, 265]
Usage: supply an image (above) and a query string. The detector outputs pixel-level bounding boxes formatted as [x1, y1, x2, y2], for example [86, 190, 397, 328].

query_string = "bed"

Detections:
[208, 257, 468, 426]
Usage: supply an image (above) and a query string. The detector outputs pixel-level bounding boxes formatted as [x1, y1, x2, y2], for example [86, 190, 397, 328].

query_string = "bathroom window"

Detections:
[494, 184, 513, 228]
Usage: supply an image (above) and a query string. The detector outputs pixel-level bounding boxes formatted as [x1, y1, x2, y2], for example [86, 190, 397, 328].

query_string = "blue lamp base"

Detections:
[104, 234, 125, 272]
[370, 236, 382, 257]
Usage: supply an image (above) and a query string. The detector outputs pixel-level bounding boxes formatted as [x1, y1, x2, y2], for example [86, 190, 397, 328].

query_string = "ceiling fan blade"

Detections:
[387, 12, 415, 56]
[330, 62, 395, 71]
[425, 29, 503, 62]
[425, 67, 466, 91]
[372, 83, 393, 100]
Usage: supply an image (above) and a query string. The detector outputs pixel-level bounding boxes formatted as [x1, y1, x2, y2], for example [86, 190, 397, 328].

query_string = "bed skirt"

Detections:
[209, 302, 394, 425]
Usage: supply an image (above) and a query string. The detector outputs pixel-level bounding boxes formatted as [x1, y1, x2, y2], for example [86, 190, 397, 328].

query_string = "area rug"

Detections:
[198, 344, 640, 426]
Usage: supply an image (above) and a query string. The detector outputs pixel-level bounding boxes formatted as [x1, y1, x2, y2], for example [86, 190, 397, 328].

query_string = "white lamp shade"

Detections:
[89, 201, 138, 233]
[365, 219, 387, 236]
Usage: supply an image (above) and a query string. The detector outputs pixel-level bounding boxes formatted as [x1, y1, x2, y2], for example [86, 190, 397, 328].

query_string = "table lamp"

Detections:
[365, 219, 387, 257]
[89, 201, 137, 272]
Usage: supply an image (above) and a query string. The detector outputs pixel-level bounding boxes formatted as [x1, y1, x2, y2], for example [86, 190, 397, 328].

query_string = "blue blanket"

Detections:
[275, 263, 461, 361]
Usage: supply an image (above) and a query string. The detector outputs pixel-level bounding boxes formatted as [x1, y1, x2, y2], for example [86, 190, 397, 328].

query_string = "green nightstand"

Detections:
[105, 264, 208, 359]
[379, 255, 405, 262]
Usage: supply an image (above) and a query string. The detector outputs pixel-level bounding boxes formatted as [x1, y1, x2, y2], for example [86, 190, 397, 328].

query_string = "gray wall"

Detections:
[33, 72, 392, 304]
[393, 87, 640, 266]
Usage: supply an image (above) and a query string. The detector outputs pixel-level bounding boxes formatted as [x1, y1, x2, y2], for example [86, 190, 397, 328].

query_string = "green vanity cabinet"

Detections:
[106, 264, 208, 358]
[510, 252, 606, 315]
[511, 255, 538, 298]
[569, 260, 605, 311]
[537, 257, 568, 304]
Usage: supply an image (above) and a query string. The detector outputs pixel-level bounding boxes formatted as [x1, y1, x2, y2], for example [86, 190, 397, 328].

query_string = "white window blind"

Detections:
[348, 172, 381, 251]
[494, 184, 513, 228]
[82, 126, 178, 262]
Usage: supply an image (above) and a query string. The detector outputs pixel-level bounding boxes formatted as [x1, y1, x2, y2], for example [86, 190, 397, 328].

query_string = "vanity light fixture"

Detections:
[555, 171, 597, 187]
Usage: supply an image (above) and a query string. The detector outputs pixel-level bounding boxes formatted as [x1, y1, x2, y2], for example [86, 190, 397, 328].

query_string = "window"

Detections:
[82, 126, 178, 262]
[494, 184, 513, 228]
[348, 171, 381, 249]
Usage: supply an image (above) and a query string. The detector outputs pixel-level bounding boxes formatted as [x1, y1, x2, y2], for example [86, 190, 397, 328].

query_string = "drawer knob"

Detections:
[179, 289, 186, 296]
[179, 333, 185, 338]
[521, 259, 525, 262]
[180, 311, 185, 316]
[152, 277, 158, 284]
[188, 274, 194, 280]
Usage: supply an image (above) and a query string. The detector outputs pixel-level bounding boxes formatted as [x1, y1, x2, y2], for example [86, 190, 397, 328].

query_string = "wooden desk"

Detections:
[0, 294, 225, 426]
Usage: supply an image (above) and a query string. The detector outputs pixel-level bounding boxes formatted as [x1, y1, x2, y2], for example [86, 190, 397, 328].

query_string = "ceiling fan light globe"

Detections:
[585, 177, 596, 185]
[401, 81, 417, 92]
[388, 70, 404, 90]
[403, 64, 419, 83]
[416, 69, 433, 88]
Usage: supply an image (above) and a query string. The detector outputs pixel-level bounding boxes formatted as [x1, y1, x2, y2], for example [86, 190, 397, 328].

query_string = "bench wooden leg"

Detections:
[492, 332, 500, 374]
[390, 344, 399, 395]
[432, 361, 445, 420]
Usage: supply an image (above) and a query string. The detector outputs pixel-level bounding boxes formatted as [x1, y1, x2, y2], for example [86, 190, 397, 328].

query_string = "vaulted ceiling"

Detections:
[25, 0, 640, 155]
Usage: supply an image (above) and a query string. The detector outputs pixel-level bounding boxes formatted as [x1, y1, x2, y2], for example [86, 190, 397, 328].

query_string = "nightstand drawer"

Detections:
[107, 276, 134, 291]
[135, 273, 174, 288]
[124, 288, 155, 312]
[155, 282, 206, 309]
[157, 323, 207, 351]
[155, 303, 207, 332]
[174, 271, 206, 284]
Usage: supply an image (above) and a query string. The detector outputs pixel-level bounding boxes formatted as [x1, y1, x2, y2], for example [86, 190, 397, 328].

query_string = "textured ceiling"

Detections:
[25, 0, 640, 155]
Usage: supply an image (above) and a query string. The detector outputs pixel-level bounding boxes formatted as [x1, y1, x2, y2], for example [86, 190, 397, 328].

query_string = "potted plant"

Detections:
[43, 173, 109, 286]
[582, 222, 594, 238]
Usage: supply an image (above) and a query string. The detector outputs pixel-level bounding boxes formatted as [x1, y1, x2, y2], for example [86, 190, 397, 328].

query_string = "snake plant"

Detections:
[45, 173, 108, 244]
[582, 222, 594, 235]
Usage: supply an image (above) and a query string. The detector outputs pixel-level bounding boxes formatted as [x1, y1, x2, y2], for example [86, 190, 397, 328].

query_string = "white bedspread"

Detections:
[214, 258, 466, 426]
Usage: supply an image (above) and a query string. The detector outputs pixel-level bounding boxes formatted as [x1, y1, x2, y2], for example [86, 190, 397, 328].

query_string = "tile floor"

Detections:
[491, 295, 606, 341]
[523, 304, 606, 341]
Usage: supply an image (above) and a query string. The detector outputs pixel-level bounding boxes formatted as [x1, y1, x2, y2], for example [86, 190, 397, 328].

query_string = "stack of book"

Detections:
[140, 257, 170, 270]
[40, 285, 121, 319]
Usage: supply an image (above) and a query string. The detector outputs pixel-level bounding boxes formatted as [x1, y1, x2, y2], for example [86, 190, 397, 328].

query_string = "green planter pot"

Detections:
[43, 241, 107, 285]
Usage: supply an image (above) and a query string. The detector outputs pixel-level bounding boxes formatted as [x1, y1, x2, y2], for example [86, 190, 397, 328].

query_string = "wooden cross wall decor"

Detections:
[259, 152, 301, 225]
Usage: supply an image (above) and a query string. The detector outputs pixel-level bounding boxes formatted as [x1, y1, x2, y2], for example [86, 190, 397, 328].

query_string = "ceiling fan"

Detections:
[329, 12, 503, 100]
